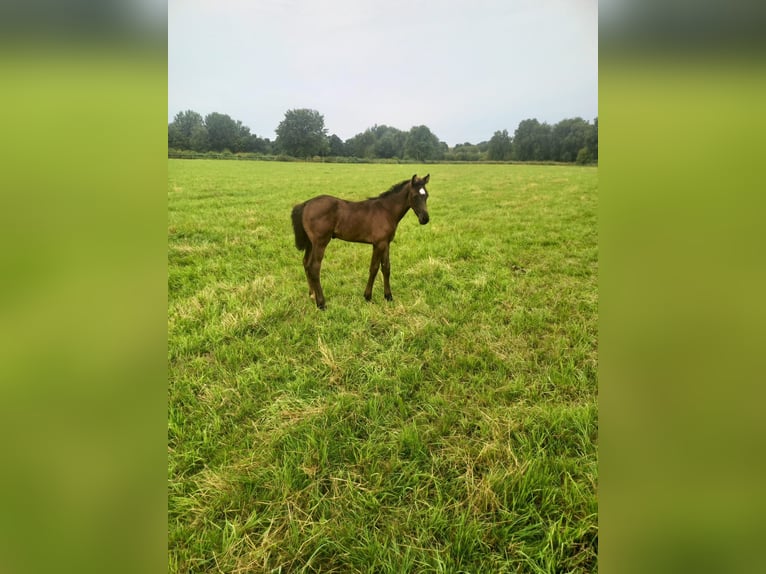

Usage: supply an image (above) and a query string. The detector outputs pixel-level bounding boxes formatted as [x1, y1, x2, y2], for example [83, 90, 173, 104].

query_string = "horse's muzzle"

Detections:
[419, 214, 430, 225]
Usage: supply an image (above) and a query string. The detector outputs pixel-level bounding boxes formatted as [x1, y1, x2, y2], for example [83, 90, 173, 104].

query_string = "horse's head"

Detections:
[409, 173, 430, 225]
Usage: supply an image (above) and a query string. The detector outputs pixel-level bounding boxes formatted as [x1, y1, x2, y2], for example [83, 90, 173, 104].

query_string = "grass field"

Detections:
[168, 160, 598, 573]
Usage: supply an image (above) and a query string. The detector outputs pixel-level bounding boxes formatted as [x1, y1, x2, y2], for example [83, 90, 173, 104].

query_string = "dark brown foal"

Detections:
[291, 174, 431, 309]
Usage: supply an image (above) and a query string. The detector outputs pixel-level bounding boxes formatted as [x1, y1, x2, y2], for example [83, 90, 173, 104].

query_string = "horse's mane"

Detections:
[372, 179, 410, 200]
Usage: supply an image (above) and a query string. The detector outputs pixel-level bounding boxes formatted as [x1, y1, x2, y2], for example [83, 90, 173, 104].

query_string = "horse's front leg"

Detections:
[364, 243, 385, 301]
[381, 243, 393, 301]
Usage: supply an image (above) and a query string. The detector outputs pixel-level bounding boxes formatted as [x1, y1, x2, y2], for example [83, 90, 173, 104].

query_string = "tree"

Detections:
[233, 121, 251, 152]
[576, 147, 591, 165]
[204, 112, 239, 152]
[512, 119, 552, 161]
[258, 138, 274, 155]
[404, 125, 442, 161]
[375, 133, 399, 158]
[446, 142, 484, 162]
[487, 129, 512, 161]
[374, 126, 406, 159]
[511, 119, 539, 161]
[189, 124, 209, 152]
[168, 110, 204, 150]
[168, 123, 182, 149]
[328, 134, 347, 156]
[551, 117, 591, 162]
[345, 129, 376, 158]
[587, 117, 598, 161]
[573, 117, 598, 164]
[275, 109, 329, 158]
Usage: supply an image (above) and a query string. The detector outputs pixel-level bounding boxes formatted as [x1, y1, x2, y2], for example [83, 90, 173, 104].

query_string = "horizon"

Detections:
[169, 0, 597, 148]
[168, 108, 598, 148]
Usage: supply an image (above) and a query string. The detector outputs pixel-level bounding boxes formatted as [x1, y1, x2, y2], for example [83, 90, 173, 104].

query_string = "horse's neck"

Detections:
[383, 187, 411, 222]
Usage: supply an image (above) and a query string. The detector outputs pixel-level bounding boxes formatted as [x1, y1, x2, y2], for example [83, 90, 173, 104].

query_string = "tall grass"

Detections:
[168, 160, 598, 573]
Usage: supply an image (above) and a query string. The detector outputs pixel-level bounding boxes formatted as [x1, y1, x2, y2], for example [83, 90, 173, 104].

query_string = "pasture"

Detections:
[168, 160, 598, 573]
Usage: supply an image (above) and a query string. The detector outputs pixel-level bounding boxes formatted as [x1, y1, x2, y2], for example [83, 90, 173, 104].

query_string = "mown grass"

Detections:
[168, 160, 598, 573]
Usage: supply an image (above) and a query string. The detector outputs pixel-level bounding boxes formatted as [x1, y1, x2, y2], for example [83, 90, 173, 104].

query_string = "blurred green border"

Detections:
[2, 18, 766, 573]
[600, 51, 766, 574]
[0, 44, 167, 574]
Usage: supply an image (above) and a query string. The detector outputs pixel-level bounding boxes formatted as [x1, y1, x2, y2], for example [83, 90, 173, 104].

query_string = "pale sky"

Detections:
[168, 0, 597, 146]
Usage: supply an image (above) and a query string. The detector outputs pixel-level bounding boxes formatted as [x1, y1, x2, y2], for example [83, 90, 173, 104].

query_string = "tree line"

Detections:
[168, 108, 597, 164]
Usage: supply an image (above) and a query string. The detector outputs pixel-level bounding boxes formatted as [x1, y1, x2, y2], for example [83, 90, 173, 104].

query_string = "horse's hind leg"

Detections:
[364, 243, 385, 301]
[307, 240, 329, 310]
[302, 244, 314, 300]
[380, 243, 393, 301]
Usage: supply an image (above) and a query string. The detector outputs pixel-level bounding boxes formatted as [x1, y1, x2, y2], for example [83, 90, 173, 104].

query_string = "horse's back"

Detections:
[303, 195, 368, 243]
[301, 195, 345, 241]
[303, 194, 345, 219]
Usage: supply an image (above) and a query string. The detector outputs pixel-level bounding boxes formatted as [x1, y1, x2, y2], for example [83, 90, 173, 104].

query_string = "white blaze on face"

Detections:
[419, 188, 426, 196]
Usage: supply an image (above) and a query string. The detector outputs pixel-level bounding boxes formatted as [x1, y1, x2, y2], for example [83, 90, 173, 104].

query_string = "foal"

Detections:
[291, 174, 431, 309]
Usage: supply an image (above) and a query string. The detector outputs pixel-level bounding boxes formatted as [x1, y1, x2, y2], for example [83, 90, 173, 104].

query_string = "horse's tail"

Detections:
[291, 203, 311, 251]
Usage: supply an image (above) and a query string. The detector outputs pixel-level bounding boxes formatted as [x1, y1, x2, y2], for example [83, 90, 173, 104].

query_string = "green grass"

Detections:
[168, 160, 598, 573]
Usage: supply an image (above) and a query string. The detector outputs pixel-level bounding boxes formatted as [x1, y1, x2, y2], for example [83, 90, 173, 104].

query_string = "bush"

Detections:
[576, 147, 591, 165]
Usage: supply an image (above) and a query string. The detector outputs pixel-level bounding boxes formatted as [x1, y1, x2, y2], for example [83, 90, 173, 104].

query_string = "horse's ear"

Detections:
[411, 174, 418, 185]
[423, 174, 430, 184]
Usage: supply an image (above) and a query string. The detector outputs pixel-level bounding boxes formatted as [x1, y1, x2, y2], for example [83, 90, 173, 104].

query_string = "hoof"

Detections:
[364, 294, 372, 302]
[384, 294, 393, 301]
[317, 303, 326, 311]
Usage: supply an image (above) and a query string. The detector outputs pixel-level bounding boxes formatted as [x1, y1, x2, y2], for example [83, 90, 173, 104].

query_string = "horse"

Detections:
[291, 174, 431, 310]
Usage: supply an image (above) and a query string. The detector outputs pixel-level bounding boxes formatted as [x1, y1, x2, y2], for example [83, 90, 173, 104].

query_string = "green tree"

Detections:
[328, 134, 347, 156]
[487, 129, 512, 161]
[343, 125, 406, 159]
[552, 117, 591, 162]
[587, 117, 598, 161]
[259, 137, 274, 154]
[168, 110, 204, 150]
[404, 125, 441, 161]
[189, 124, 209, 152]
[168, 123, 182, 149]
[233, 121, 252, 152]
[512, 119, 552, 161]
[446, 142, 484, 162]
[275, 109, 329, 158]
[576, 147, 591, 165]
[237, 132, 271, 154]
[345, 129, 376, 158]
[204, 112, 239, 152]
[511, 119, 538, 161]
[374, 126, 406, 159]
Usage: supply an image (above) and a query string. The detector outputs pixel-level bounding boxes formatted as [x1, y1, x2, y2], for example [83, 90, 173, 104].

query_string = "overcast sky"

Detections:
[168, 0, 597, 146]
